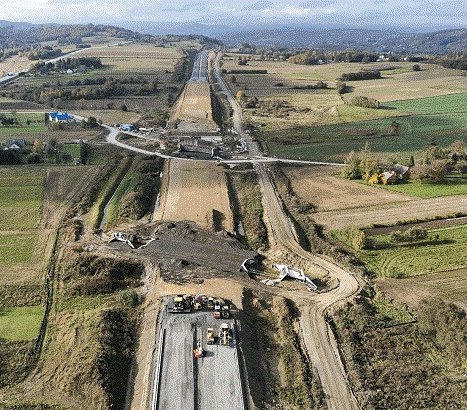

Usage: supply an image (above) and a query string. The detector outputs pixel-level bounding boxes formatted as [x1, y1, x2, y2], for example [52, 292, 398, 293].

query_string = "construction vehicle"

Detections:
[219, 323, 230, 346]
[221, 305, 230, 319]
[207, 297, 214, 310]
[193, 341, 204, 358]
[214, 303, 221, 319]
[169, 295, 191, 313]
[207, 328, 215, 344]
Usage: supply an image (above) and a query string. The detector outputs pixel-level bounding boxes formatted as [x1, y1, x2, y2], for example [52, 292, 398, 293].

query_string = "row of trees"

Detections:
[18, 78, 159, 104]
[28, 46, 62, 61]
[32, 56, 103, 74]
[339, 70, 382, 81]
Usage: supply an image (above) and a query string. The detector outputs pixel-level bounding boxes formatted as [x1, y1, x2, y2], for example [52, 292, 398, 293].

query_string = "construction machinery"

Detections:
[207, 297, 214, 310]
[221, 305, 230, 319]
[219, 323, 231, 346]
[207, 328, 215, 344]
[169, 295, 191, 313]
[193, 341, 205, 358]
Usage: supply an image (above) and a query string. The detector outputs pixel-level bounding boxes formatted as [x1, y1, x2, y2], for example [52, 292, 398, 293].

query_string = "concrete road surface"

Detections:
[154, 306, 245, 410]
[158, 315, 196, 410]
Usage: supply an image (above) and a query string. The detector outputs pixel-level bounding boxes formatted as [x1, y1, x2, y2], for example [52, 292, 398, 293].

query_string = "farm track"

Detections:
[257, 163, 360, 410]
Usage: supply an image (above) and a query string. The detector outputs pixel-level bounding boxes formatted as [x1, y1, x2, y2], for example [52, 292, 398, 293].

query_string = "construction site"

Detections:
[152, 295, 245, 410]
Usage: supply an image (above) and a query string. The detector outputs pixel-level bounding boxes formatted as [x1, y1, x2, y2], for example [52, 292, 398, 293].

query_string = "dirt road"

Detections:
[257, 163, 360, 410]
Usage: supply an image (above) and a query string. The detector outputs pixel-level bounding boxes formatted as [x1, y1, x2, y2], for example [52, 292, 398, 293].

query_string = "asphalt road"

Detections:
[154, 307, 245, 410]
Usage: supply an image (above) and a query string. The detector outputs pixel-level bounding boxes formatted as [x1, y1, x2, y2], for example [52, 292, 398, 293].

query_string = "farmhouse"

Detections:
[381, 171, 397, 185]
[393, 164, 410, 180]
[49, 112, 74, 123]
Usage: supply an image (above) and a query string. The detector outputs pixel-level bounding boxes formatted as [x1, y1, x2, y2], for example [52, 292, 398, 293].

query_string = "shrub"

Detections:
[413, 64, 421, 71]
[351, 96, 380, 109]
[119, 290, 141, 307]
[390, 227, 428, 243]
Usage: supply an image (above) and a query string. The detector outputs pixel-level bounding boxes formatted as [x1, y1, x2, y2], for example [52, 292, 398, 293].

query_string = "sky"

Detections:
[2, 0, 466, 31]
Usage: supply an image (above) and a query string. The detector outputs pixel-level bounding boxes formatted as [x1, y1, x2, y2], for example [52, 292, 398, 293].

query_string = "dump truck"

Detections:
[207, 328, 215, 344]
[219, 323, 230, 346]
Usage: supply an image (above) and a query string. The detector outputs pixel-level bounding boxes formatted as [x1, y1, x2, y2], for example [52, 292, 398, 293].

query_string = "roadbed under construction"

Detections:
[152, 302, 246, 410]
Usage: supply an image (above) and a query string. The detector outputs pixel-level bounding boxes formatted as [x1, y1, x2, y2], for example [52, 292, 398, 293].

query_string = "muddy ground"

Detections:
[105, 221, 256, 284]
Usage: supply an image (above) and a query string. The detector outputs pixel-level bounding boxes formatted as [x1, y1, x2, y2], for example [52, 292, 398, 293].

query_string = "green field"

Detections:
[0, 112, 46, 136]
[385, 93, 467, 114]
[333, 224, 467, 278]
[0, 173, 44, 230]
[262, 112, 467, 161]
[0, 168, 43, 274]
[0, 233, 38, 269]
[0, 305, 44, 341]
[368, 174, 467, 198]
[258, 90, 467, 162]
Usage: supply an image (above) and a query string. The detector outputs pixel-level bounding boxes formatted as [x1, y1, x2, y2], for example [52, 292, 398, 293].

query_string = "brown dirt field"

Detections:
[314, 195, 467, 230]
[284, 165, 412, 211]
[0, 55, 33, 76]
[79, 43, 181, 72]
[375, 269, 467, 311]
[171, 82, 217, 132]
[155, 159, 234, 232]
[283, 165, 467, 230]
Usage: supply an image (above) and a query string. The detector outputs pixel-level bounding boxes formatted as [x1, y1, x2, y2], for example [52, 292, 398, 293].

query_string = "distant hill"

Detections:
[219, 28, 467, 54]
[0, 20, 37, 30]
[0, 22, 141, 48]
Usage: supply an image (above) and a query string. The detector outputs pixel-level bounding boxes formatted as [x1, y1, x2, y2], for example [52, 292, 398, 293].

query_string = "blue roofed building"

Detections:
[49, 112, 74, 123]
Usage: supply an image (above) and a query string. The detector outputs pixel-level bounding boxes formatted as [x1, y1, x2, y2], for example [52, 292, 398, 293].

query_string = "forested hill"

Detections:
[220, 28, 467, 54]
[0, 23, 141, 48]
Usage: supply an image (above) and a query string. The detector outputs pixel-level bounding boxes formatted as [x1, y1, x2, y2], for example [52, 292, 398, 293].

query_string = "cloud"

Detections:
[161, 1, 205, 12]
[242, 1, 274, 11]
[260, 3, 337, 17]
[299, 1, 335, 7]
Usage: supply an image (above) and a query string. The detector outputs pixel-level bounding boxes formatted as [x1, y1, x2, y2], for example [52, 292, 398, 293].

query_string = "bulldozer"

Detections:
[207, 328, 215, 344]
[219, 323, 230, 346]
